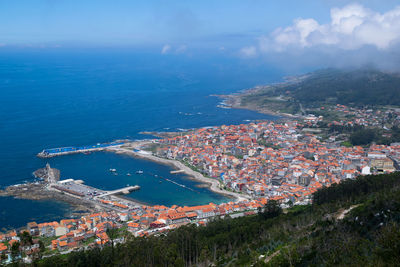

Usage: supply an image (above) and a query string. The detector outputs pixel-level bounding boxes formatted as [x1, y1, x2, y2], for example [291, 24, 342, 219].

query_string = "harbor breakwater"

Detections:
[38, 141, 125, 158]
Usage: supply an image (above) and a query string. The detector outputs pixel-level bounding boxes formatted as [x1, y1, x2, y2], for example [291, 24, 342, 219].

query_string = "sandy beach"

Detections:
[106, 143, 251, 202]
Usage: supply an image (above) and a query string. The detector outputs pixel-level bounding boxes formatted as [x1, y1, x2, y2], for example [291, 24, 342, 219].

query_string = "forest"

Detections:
[12, 171, 398, 267]
[349, 126, 400, 146]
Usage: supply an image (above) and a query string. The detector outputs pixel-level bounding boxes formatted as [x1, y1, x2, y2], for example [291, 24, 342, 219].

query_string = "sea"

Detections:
[0, 48, 285, 230]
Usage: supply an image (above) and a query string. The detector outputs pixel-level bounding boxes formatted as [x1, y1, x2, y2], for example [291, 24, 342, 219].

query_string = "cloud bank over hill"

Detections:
[262, 3, 400, 51]
[245, 3, 400, 70]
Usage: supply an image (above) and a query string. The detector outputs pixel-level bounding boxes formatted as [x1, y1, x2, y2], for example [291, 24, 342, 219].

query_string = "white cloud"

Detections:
[240, 46, 257, 57]
[260, 3, 400, 52]
[161, 44, 188, 54]
[161, 44, 171, 54]
[175, 45, 187, 53]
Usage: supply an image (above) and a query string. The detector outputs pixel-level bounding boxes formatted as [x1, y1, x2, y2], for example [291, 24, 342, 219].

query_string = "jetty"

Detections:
[37, 141, 125, 158]
[50, 179, 141, 211]
[96, 186, 140, 198]
[50, 179, 140, 198]
[170, 170, 185, 174]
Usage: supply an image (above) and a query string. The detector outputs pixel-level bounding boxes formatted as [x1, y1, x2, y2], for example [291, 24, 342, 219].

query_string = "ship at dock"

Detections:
[37, 141, 125, 158]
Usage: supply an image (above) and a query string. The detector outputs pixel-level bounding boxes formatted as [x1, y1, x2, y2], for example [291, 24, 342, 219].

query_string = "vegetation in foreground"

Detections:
[10, 171, 398, 266]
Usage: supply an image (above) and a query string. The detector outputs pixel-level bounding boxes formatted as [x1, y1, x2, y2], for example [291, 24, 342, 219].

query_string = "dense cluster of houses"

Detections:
[313, 104, 400, 128]
[156, 121, 399, 203]
[0, 213, 117, 261]
[1, 119, 399, 260]
[0, 200, 262, 260]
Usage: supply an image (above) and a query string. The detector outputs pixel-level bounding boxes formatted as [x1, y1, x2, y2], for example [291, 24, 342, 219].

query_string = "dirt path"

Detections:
[264, 249, 281, 263]
[336, 204, 360, 220]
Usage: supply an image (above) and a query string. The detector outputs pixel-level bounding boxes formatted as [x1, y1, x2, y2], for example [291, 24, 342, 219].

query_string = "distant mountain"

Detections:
[284, 68, 400, 106]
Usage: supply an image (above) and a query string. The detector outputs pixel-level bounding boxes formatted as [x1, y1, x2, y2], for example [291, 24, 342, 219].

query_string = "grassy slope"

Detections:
[240, 69, 400, 112]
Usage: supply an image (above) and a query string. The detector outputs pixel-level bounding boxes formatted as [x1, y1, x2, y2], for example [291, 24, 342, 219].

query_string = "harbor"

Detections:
[36, 140, 246, 202]
[0, 139, 236, 222]
[50, 178, 141, 212]
[106, 142, 250, 202]
[0, 164, 142, 215]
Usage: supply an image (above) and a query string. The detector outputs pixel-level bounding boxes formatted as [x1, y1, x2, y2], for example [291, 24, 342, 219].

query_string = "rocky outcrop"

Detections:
[33, 163, 60, 183]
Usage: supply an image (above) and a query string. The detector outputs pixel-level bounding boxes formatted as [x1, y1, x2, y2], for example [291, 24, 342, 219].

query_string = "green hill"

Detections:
[238, 69, 400, 114]
[35, 172, 400, 267]
[286, 69, 400, 106]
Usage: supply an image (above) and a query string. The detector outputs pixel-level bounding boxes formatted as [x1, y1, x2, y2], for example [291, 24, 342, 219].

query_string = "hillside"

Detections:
[35, 172, 400, 266]
[232, 69, 400, 115]
[286, 69, 400, 106]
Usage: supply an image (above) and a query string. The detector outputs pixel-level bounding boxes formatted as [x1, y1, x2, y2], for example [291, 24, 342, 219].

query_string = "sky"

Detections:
[1, 0, 400, 69]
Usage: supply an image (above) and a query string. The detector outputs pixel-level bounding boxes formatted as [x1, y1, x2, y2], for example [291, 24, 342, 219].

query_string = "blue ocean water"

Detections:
[0, 49, 283, 229]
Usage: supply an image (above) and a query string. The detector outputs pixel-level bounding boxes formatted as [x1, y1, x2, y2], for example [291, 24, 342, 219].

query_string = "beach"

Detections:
[106, 142, 251, 202]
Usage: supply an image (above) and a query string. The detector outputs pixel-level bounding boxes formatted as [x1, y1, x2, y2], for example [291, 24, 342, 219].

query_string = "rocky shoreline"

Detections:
[0, 183, 99, 217]
[217, 93, 299, 119]
[0, 166, 102, 218]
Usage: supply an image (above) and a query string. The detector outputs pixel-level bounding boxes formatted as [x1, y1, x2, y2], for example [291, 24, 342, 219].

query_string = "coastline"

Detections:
[0, 181, 150, 218]
[212, 77, 305, 119]
[0, 183, 98, 217]
[0, 82, 294, 228]
[1, 137, 250, 224]
[106, 144, 251, 202]
[214, 93, 298, 119]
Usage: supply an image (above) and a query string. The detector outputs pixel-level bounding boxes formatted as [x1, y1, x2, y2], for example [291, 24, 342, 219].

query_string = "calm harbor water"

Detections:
[0, 49, 283, 229]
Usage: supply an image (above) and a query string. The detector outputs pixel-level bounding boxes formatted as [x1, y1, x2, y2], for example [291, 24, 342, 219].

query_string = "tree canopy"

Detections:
[34, 172, 400, 266]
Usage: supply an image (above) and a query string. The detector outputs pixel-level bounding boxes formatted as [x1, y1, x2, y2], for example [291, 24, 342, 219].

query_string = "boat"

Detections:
[109, 168, 117, 172]
[126, 173, 131, 176]
[136, 170, 144, 174]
